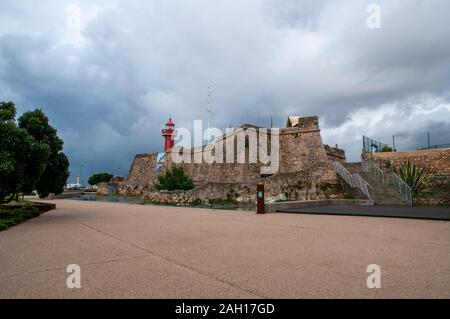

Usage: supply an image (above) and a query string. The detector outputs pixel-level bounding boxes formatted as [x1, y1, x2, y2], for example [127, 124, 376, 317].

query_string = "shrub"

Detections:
[394, 160, 427, 197]
[385, 160, 392, 169]
[0, 204, 40, 231]
[154, 166, 193, 191]
[381, 146, 393, 152]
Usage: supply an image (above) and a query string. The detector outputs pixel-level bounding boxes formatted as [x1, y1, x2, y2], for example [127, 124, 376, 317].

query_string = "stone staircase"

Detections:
[344, 162, 411, 206]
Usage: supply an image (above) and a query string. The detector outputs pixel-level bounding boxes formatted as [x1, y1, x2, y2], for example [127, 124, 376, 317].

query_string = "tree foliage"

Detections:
[0, 101, 70, 202]
[0, 121, 33, 201]
[155, 166, 193, 191]
[88, 172, 113, 186]
[18, 109, 69, 198]
[35, 152, 70, 198]
[0, 101, 16, 121]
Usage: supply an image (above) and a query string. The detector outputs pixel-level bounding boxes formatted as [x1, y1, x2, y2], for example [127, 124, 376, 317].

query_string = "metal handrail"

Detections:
[362, 160, 386, 185]
[333, 162, 371, 199]
[390, 172, 413, 204]
[362, 160, 412, 205]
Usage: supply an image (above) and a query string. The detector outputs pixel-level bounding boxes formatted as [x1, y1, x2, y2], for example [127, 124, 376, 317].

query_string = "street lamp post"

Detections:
[79, 164, 84, 187]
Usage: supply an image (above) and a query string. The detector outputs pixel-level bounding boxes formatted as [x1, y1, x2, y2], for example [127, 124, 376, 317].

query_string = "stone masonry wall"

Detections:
[113, 116, 345, 201]
[97, 182, 108, 195]
[118, 153, 159, 196]
[325, 144, 346, 163]
[163, 116, 338, 184]
[362, 148, 450, 188]
[143, 172, 345, 206]
[362, 148, 450, 174]
[363, 148, 450, 205]
[278, 129, 329, 174]
[165, 128, 266, 184]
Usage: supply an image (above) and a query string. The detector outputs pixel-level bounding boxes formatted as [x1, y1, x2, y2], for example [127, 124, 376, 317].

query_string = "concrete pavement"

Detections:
[0, 200, 449, 298]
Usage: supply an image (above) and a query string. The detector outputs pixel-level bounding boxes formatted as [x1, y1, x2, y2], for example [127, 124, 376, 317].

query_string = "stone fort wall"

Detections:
[324, 144, 346, 163]
[118, 153, 159, 196]
[115, 116, 345, 202]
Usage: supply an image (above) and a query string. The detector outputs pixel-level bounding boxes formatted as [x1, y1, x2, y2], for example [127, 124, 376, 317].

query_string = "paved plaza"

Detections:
[1, 200, 449, 298]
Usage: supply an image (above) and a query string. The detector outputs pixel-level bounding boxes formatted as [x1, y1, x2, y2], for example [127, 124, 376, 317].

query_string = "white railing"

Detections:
[362, 160, 412, 205]
[333, 162, 371, 199]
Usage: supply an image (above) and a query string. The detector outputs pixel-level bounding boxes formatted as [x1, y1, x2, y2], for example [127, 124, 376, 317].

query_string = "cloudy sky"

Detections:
[1, 0, 449, 183]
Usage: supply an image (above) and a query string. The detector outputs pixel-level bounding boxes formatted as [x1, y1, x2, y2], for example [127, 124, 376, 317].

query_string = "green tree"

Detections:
[18, 109, 69, 198]
[0, 120, 33, 201]
[0, 102, 69, 202]
[155, 166, 193, 191]
[88, 172, 113, 185]
[0, 101, 16, 121]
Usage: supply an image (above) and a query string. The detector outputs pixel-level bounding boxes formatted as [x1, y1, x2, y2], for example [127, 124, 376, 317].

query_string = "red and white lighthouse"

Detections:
[162, 117, 175, 152]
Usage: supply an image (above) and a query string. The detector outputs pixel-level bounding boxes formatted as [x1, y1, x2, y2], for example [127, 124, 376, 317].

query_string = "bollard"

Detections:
[256, 184, 265, 214]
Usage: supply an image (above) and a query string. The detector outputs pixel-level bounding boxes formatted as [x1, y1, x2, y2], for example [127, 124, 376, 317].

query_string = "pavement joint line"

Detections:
[60, 200, 450, 245]
[3, 200, 449, 298]
[67, 216, 267, 298]
[0, 254, 150, 280]
[68, 206, 450, 254]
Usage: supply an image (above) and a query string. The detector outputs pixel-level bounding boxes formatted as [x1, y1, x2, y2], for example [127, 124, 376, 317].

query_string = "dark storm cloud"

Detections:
[0, 0, 450, 183]
[393, 121, 450, 150]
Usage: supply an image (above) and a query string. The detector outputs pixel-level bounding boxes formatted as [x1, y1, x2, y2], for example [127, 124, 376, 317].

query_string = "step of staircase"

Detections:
[343, 162, 411, 206]
[344, 162, 364, 174]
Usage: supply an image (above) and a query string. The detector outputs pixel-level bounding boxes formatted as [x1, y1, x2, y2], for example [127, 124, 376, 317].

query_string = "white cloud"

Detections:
[322, 96, 450, 160]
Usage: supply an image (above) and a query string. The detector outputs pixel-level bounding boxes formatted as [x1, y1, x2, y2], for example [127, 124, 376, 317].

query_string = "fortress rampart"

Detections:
[114, 116, 346, 203]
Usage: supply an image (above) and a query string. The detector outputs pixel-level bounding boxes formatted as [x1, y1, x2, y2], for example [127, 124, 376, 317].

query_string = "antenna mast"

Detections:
[207, 86, 212, 142]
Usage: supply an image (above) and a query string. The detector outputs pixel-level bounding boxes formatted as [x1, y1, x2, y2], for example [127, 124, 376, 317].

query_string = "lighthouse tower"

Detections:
[162, 117, 175, 152]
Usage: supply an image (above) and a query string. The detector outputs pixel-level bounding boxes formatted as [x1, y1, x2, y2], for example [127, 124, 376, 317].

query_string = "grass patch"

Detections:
[0, 205, 41, 231]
